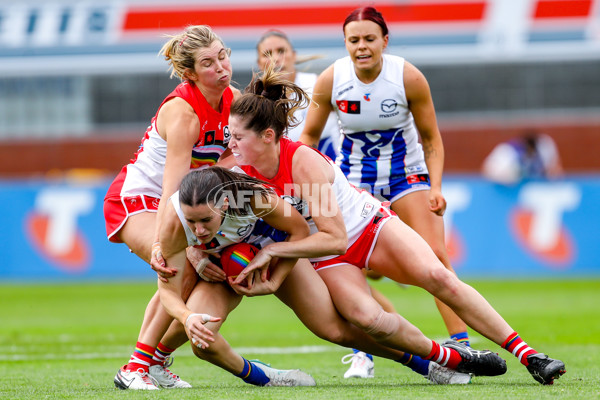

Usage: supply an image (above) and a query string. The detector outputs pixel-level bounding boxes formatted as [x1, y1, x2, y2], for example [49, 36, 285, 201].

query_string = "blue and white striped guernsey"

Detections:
[331, 54, 429, 199]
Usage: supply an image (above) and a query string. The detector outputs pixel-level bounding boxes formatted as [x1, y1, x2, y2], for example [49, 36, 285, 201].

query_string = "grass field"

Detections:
[1, 279, 599, 399]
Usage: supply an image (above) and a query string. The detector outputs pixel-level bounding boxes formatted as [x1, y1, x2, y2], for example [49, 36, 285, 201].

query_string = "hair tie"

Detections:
[260, 90, 268, 97]
[178, 34, 187, 47]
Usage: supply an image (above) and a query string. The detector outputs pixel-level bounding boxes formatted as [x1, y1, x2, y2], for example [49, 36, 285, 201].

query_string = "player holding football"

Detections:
[156, 167, 317, 387]
[154, 167, 500, 386]
[227, 59, 566, 385]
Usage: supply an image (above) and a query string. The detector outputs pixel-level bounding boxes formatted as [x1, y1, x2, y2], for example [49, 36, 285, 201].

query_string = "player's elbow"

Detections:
[298, 223, 311, 239]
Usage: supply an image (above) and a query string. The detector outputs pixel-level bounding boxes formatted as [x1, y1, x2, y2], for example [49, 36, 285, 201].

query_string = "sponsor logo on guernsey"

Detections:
[407, 174, 429, 185]
[337, 85, 354, 96]
[381, 99, 398, 112]
[336, 100, 361, 114]
[237, 224, 252, 237]
[405, 165, 423, 174]
[364, 93, 371, 101]
[194, 130, 226, 147]
[223, 125, 231, 143]
[360, 202, 375, 218]
[380, 99, 399, 118]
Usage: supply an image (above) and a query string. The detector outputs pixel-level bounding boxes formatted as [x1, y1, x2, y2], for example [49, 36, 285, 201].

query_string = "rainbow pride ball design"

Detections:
[220, 243, 259, 279]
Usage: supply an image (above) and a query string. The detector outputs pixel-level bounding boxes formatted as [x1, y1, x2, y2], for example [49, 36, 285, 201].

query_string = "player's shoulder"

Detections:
[293, 143, 330, 168]
[157, 97, 197, 129]
[229, 85, 242, 101]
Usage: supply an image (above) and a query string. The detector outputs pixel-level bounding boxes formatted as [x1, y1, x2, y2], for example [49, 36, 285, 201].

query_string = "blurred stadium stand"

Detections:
[2, 0, 599, 280]
[1, 0, 599, 176]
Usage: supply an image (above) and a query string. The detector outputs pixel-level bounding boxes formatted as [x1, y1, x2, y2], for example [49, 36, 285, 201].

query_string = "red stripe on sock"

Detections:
[501, 332, 538, 366]
[424, 341, 462, 369]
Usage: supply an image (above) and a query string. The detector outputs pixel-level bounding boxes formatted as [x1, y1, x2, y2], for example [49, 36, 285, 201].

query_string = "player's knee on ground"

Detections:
[363, 309, 400, 341]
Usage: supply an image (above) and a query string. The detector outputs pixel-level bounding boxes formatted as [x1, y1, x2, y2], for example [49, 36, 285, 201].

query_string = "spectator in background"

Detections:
[482, 131, 563, 185]
[256, 30, 341, 159]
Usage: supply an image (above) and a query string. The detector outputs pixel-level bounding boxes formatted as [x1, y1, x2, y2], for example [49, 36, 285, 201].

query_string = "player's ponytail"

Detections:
[231, 61, 309, 140]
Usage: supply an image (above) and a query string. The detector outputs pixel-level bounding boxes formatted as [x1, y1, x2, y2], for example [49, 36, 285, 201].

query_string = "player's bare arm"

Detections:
[404, 61, 446, 215]
[149, 98, 199, 278]
[232, 193, 310, 289]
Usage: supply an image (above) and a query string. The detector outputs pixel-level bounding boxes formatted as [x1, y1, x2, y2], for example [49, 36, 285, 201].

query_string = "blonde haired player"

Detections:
[104, 25, 239, 390]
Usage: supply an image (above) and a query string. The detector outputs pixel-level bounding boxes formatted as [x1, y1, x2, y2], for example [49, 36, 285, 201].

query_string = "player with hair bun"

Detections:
[257, 27, 405, 379]
[229, 53, 565, 385]
[155, 166, 490, 386]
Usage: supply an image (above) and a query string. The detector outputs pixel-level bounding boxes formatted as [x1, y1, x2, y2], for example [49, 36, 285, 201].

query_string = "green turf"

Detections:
[1, 279, 599, 399]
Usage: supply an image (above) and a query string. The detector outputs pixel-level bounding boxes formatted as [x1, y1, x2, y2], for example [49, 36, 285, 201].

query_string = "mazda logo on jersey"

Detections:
[336, 100, 361, 114]
[237, 224, 252, 237]
[381, 99, 398, 113]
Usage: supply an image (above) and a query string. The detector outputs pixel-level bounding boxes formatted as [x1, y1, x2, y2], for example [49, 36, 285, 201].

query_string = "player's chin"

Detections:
[196, 234, 213, 243]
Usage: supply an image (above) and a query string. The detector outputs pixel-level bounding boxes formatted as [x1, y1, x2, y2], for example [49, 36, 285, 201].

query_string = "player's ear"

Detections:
[221, 196, 229, 211]
[183, 68, 197, 81]
[263, 128, 276, 143]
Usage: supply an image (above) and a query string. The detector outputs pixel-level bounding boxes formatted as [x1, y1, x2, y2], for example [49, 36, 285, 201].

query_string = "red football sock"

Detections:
[153, 342, 175, 365]
[501, 332, 538, 366]
[126, 342, 155, 372]
[424, 340, 462, 370]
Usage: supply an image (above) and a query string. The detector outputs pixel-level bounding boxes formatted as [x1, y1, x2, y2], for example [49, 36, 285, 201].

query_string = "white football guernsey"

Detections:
[331, 54, 428, 194]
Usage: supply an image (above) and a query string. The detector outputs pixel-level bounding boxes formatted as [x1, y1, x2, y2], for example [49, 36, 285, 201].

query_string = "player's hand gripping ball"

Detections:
[220, 243, 266, 282]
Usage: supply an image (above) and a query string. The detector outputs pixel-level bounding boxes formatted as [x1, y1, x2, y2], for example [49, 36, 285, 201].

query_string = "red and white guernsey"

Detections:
[121, 81, 233, 199]
[240, 137, 381, 262]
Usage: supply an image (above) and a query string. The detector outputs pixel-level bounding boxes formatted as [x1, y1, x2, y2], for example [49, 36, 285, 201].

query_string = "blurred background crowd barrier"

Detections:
[1, 0, 599, 280]
[1, 176, 598, 281]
